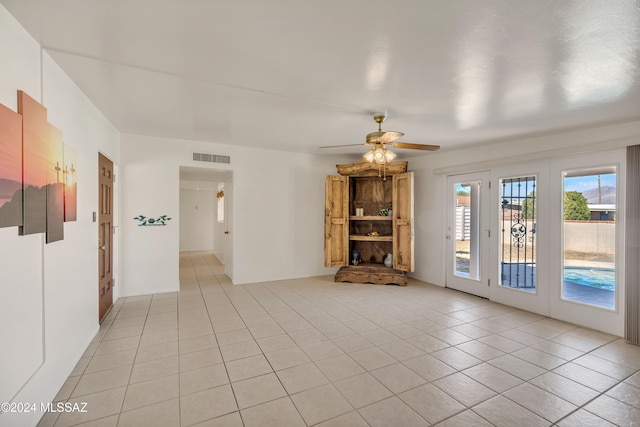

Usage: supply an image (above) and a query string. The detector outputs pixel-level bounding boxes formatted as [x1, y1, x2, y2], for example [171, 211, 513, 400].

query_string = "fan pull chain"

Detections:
[377, 162, 388, 180]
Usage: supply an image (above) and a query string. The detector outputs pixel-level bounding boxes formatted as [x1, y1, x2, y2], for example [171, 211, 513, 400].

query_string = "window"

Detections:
[217, 183, 224, 223]
[562, 167, 616, 310]
[499, 176, 537, 292]
[454, 181, 480, 279]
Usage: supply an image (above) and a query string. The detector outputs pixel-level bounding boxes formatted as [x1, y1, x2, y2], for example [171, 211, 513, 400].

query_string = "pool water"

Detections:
[563, 266, 615, 292]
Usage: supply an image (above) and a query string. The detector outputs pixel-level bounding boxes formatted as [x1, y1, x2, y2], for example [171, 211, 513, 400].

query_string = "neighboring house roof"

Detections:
[588, 204, 616, 211]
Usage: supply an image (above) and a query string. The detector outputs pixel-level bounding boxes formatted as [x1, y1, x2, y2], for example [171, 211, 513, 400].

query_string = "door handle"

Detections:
[224, 231, 229, 235]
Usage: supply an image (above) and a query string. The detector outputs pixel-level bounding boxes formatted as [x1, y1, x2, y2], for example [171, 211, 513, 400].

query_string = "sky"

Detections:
[564, 173, 616, 193]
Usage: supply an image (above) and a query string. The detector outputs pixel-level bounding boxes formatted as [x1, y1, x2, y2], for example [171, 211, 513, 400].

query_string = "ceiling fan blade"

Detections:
[318, 143, 368, 149]
[379, 131, 404, 144]
[392, 142, 440, 151]
[367, 131, 404, 144]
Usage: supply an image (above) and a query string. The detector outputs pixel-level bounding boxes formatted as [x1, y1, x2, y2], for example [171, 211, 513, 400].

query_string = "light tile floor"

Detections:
[38, 251, 640, 426]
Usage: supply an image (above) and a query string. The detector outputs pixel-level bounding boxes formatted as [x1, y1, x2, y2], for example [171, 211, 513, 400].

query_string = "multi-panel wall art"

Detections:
[0, 90, 77, 243]
[0, 103, 22, 228]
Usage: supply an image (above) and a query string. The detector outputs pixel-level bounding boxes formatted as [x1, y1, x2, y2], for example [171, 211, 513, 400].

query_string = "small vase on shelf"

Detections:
[378, 204, 392, 216]
[384, 253, 393, 268]
[351, 250, 361, 266]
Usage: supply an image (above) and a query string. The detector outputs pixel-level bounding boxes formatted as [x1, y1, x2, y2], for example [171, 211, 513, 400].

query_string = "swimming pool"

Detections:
[563, 266, 615, 292]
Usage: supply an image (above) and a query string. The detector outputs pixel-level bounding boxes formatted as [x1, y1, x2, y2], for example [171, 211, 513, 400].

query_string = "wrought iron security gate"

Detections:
[500, 176, 537, 291]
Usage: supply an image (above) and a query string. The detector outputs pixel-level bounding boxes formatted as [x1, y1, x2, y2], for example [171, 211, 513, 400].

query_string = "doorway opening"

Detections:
[179, 166, 233, 282]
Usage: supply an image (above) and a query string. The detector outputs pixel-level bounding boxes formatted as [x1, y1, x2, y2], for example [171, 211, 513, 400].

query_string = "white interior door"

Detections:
[446, 172, 490, 298]
[223, 180, 234, 281]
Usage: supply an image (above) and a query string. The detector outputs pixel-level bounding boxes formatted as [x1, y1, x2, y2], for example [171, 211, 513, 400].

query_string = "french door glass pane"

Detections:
[454, 181, 480, 279]
[499, 176, 537, 292]
[562, 168, 616, 309]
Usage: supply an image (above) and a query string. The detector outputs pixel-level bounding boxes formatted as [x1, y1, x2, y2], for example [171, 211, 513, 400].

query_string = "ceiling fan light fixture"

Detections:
[384, 148, 396, 162]
[364, 146, 396, 164]
[373, 147, 386, 164]
[363, 149, 375, 163]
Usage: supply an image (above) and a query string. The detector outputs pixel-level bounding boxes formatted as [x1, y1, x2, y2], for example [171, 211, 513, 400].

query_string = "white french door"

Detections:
[549, 150, 625, 336]
[446, 172, 491, 298]
[490, 162, 550, 316]
[445, 152, 626, 335]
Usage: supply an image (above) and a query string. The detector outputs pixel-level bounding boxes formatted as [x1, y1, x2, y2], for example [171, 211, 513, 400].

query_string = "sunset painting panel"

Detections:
[18, 91, 48, 235]
[0, 103, 23, 228]
[46, 124, 64, 243]
[64, 144, 77, 222]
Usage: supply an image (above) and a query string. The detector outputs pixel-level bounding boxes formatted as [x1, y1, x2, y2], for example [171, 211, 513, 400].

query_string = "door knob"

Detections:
[99, 244, 106, 251]
[224, 231, 229, 235]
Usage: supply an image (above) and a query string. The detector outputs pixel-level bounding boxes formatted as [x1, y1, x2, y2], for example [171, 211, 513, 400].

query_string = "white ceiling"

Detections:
[3, 0, 640, 159]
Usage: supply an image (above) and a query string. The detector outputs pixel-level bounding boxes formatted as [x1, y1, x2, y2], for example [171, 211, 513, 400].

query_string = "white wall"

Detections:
[120, 133, 340, 292]
[0, 5, 45, 416]
[564, 222, 616, 255]
[179, 187, 215, 251]
[0, 5, 120, 427]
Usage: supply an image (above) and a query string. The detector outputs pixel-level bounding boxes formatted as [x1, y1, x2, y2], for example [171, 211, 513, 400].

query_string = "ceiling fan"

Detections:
[320, 114, 440, 165]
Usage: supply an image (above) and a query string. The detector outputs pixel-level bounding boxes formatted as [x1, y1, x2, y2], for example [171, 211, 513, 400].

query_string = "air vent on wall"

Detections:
[192, 152, 231, 164]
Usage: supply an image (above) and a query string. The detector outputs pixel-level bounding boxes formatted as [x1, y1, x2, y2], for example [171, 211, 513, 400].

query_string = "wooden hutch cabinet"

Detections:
[324, 161, 414, 285]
